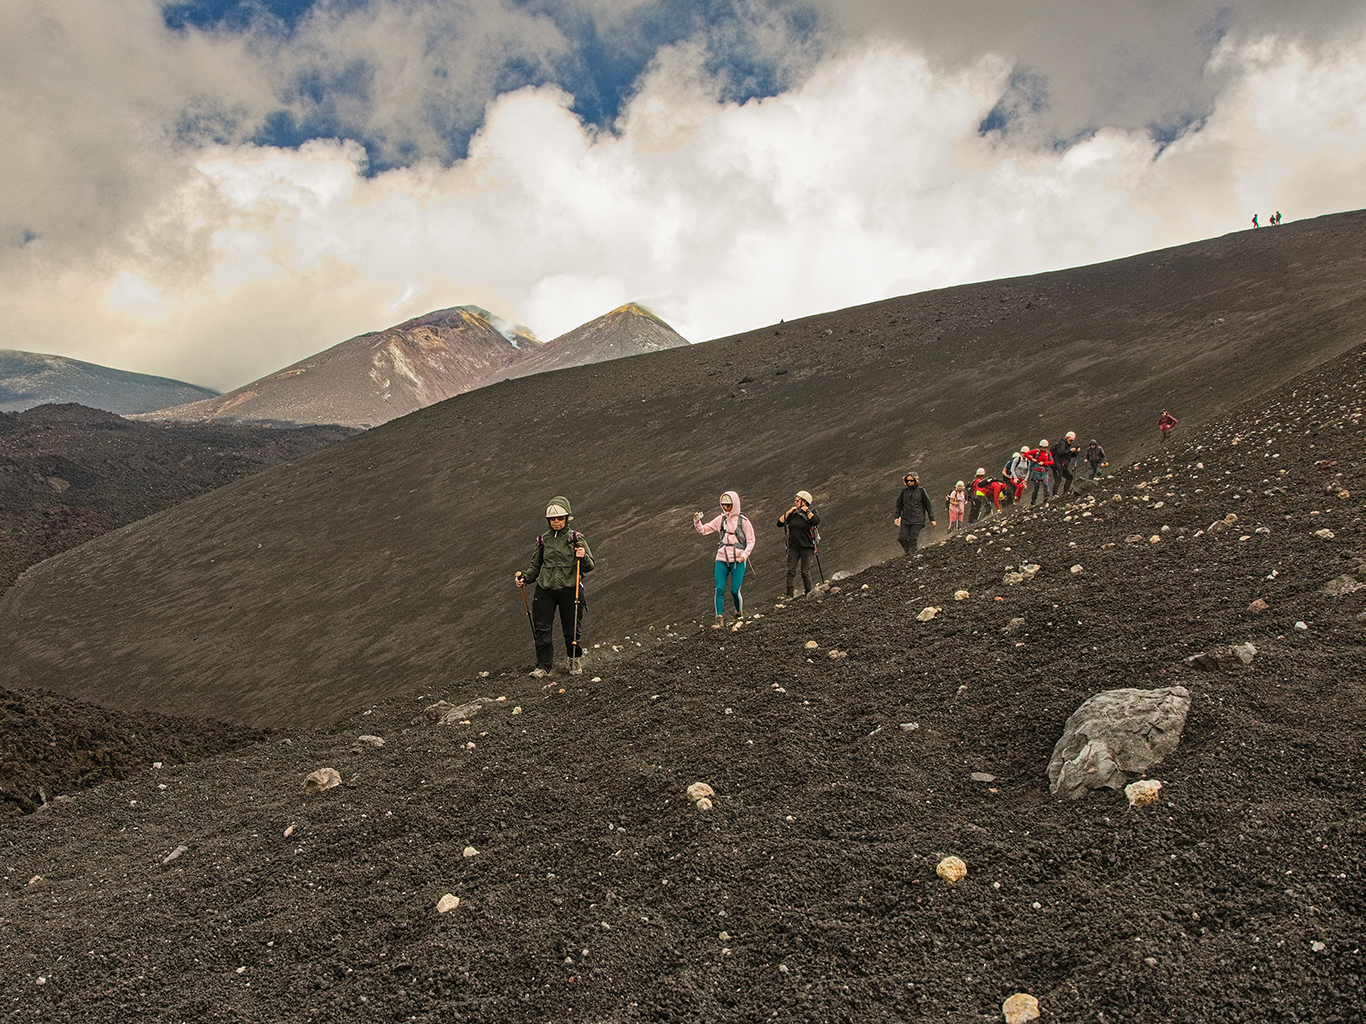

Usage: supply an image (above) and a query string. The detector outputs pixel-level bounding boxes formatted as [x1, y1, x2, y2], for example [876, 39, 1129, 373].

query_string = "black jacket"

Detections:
[778, 507, 820, 550]
[896, 485, 934, 526]
[1054, 438, 1080, 468]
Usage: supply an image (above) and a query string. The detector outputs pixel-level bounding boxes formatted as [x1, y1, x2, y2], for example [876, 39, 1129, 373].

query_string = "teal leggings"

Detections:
[714, 560, 746, 617]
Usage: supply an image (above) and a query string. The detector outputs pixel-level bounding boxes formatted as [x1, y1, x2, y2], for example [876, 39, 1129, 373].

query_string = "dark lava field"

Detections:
[0, 214, 1364, 1022]
[0, 405, 354, 592]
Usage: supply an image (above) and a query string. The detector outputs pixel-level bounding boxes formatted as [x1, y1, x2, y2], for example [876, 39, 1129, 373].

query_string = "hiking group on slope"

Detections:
[512, 411, 1157, 672]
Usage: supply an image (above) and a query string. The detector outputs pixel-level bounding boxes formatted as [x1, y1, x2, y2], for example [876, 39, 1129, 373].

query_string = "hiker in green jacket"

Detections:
[515, 495, 594, 675]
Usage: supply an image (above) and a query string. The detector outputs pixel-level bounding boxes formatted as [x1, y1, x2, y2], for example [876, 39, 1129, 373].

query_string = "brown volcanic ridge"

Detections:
[485, 303, 690, 383]
[0, 210, 1364, 1022]
[141, 303, 688, 430]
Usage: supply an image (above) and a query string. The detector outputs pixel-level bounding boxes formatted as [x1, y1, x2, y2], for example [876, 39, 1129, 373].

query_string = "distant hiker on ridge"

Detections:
[972, 468, 1006, 518]
[1007, 446, 1031, 504]
[694, 490, 755, 631]
[1026, 439, 1055, 505]
[946, 481, 969, 532]
[1085, 438, 1106, 479]
[1158, 410, 1179, 443]
[1252, 214, 1259, 228]
[894, 472, 936, 554]
[777, 490, 820, 598]
[1052, 431, 1080, 495]
[515, 495, 594, 676]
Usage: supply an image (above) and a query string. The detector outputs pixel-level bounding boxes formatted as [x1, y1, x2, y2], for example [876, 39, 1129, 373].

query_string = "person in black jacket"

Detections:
[1085, 439, 1106, 478]
[777, 490, 820, 597]
[1052, 431, 1080, 495]
[894, 472, 936, 554]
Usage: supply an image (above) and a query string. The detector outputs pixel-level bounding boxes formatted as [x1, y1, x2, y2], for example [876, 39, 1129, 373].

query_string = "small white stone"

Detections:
[1002, 993, 1040, 1024]
[687, 782, 715, 802]
[936, 856, 967, 883]
[436, 894, 460, 914]
[304, 768, 341, 794]
[1125, 779, 1162, 807]
[463, 846, 479, 858]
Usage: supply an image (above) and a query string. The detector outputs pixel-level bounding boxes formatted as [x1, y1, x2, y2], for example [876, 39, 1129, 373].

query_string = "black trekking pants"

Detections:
[1053, 463, 1073, 494]
[532, 585, 583, 668]
[786, 546, 813, 595]
[898, 522, 924, 554]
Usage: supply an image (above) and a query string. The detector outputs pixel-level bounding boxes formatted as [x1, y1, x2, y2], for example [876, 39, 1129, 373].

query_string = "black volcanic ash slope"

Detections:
[1, 212, 1364, 729]
[0, 339, 1362, 1023]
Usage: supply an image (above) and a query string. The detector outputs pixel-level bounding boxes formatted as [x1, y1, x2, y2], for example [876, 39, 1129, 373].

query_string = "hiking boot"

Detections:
[712, 616, 725, 629]
[568, 658, 583, 676]
[530, 667, 551, 678]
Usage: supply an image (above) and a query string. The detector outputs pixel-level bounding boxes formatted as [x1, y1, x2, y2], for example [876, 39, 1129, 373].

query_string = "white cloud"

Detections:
[2, 14, 1365, 391]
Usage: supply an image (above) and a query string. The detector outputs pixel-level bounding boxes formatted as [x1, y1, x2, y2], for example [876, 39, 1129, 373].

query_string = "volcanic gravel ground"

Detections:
[2, 349, 1365, 1021]
[0, 404, 355, 591]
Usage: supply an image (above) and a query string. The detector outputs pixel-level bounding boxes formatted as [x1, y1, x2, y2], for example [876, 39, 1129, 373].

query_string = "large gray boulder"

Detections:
[1048, 687, 1191, 800]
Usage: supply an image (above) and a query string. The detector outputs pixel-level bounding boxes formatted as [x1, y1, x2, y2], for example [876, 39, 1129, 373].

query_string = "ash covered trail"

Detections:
[2, 345, 1364, 1022]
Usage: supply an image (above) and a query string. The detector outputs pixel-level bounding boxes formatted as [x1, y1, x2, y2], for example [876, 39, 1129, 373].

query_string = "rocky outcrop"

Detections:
[1048, 687, 1191, 800]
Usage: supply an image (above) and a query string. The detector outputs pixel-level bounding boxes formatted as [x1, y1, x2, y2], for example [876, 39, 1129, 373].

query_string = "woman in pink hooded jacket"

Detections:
[693, 490, 755, 630]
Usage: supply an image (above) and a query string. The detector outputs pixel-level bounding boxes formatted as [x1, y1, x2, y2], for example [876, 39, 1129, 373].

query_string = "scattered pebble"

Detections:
[304, 768, 341, 794]
[1125, 779, 1162, 807]
[1002, 993, 1041, 1024]
[463, 846, 479, 858]
[936, 856, 967, 883]
[436, 894, 460, 914]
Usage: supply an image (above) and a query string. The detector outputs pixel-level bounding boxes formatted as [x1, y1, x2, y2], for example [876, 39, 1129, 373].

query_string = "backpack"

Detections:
[719, 514, 750, 553]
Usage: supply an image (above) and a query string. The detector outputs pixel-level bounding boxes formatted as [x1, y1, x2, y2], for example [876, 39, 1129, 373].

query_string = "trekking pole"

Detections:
[569, 556, 582, 675]
[814, 548, 825, 585]
[519, 579, 536, 644]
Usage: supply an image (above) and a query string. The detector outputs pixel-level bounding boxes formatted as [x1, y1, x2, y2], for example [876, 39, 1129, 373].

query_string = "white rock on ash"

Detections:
[1124, 779, 1163, 807]
[1002, 993, 1041, 1024]
[436, 894, 460, 914]
[936, 856, 967, 883]
[304, 768, 342, 794]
